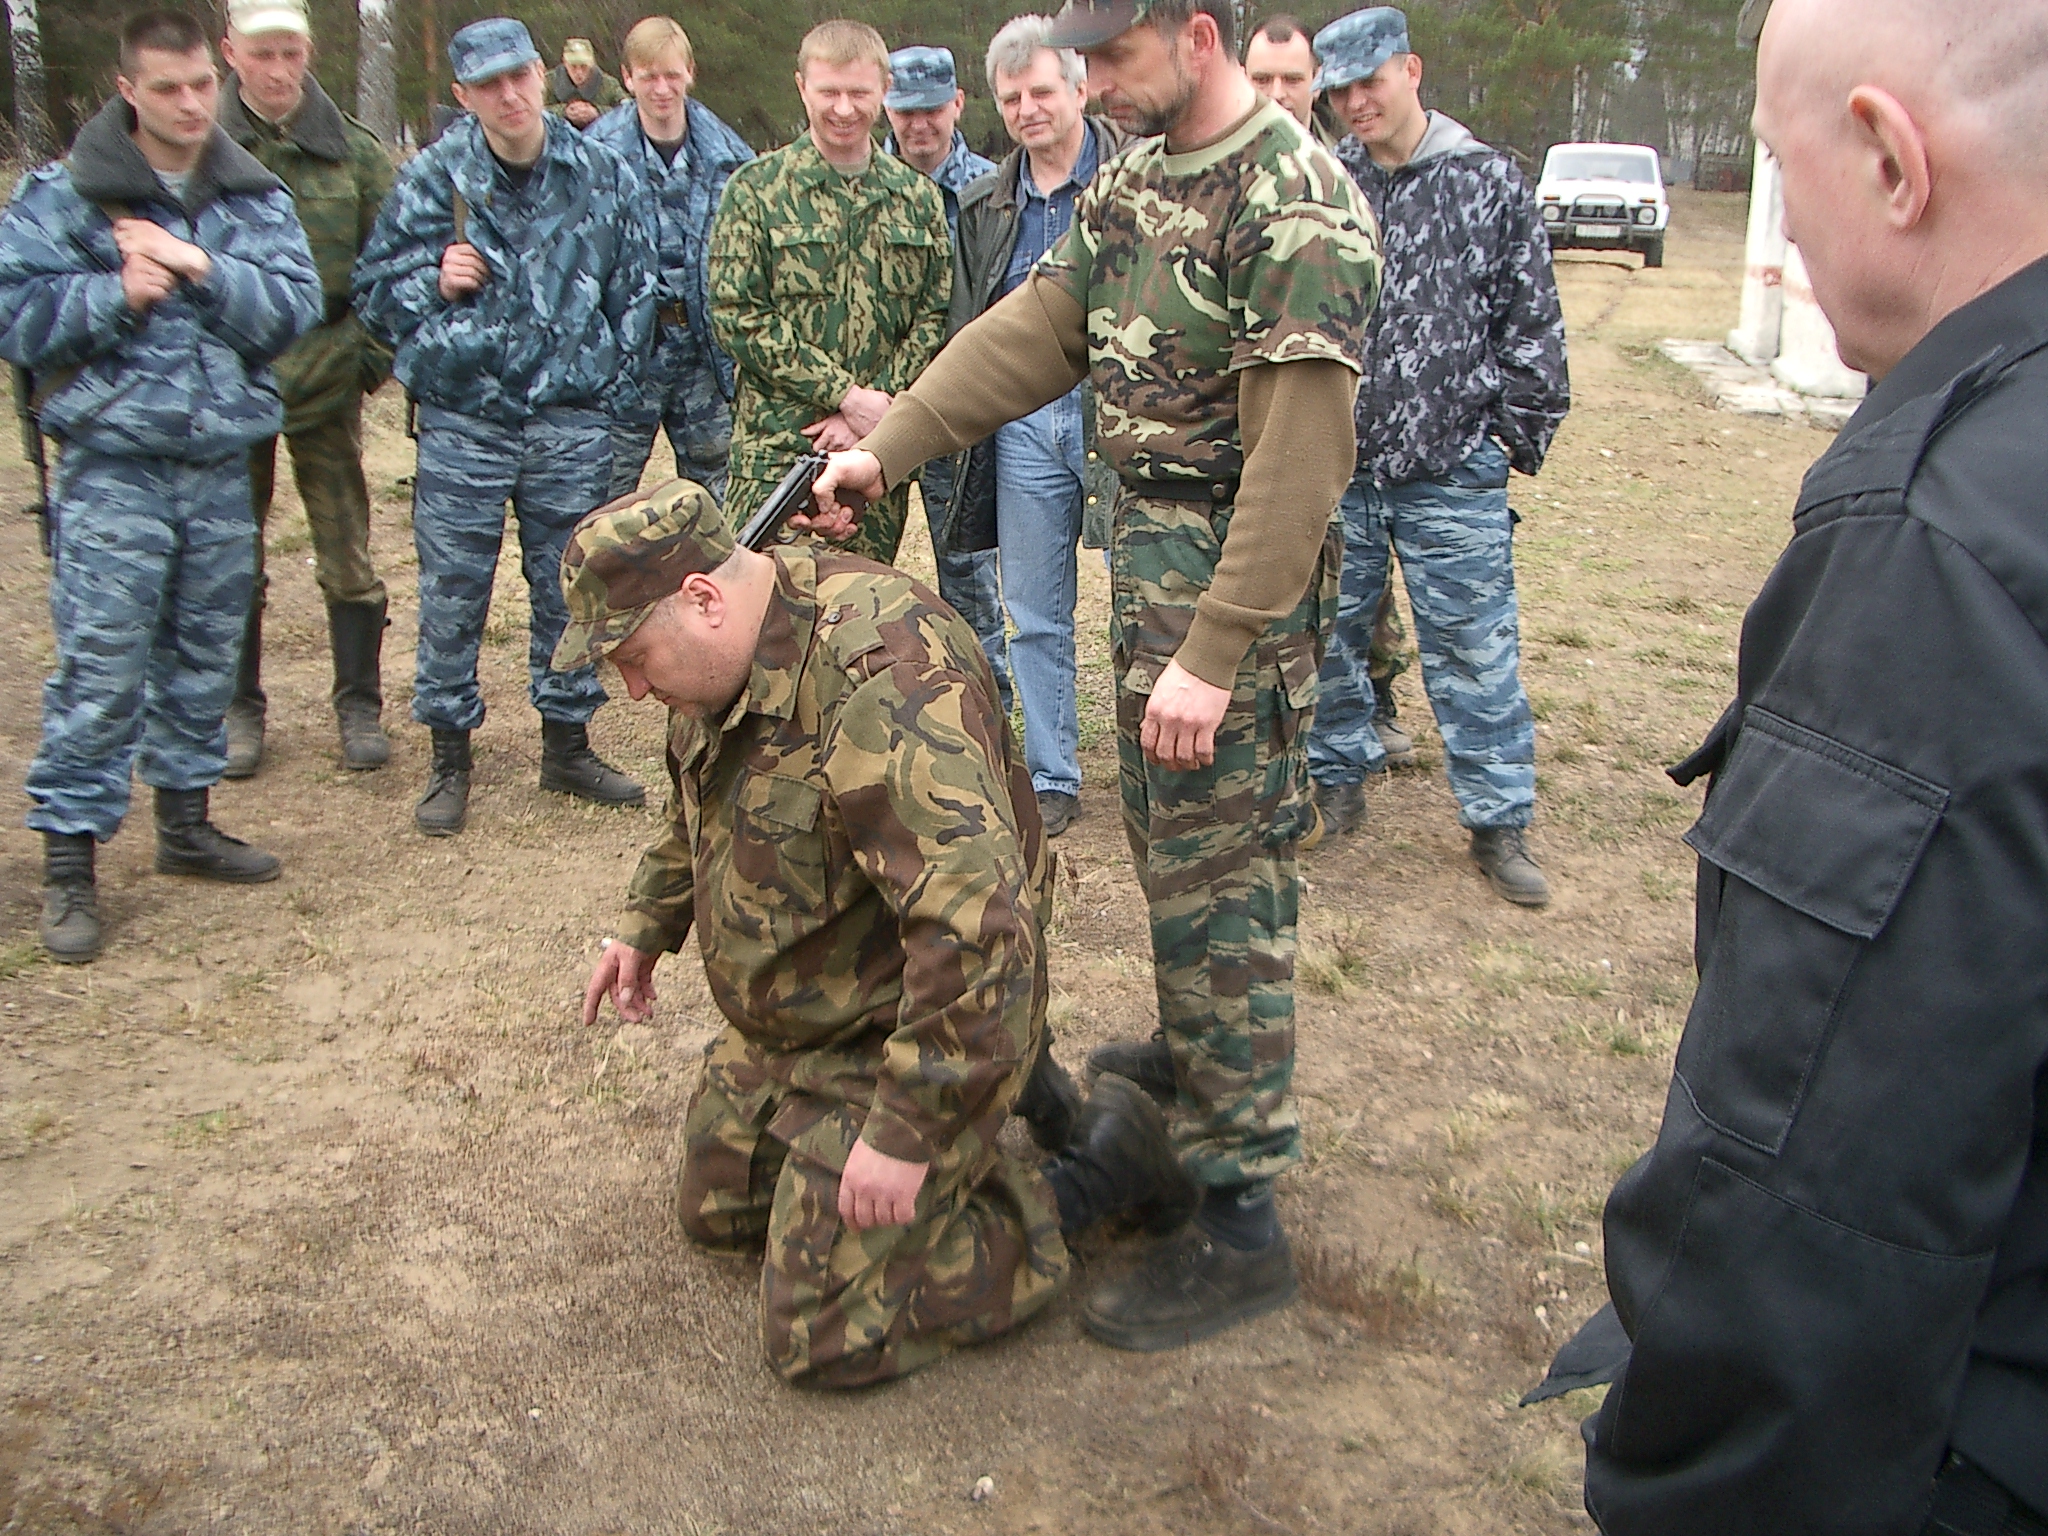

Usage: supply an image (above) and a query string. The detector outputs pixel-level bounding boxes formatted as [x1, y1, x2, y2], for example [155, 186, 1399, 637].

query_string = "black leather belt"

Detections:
[1120, 476, 1238, 504]
[657, 301, 689, 328]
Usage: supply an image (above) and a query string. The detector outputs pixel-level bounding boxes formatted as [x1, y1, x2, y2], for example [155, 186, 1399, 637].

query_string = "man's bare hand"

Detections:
[583, 939, 658, 1026]
[799, 411, 861, 453]
[838, 385, 892, 439]
[439, 242, 490, 300]
[838, 1138, 929, 1230]
[112, 218, 210, 283]
[791, 449, 883, 540]
[121, 252, 178, 313]
[1141, 659, 1233, 770]
[564, 99, 599, 127]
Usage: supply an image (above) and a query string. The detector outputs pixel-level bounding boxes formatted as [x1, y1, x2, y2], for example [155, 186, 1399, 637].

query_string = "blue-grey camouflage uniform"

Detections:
[1306, 82, 1568, 829]
[587, 98, 754, 506]
[0, 97, 320, 840]
[885, 126, 1010, 712]
[352, 112, 659, 732]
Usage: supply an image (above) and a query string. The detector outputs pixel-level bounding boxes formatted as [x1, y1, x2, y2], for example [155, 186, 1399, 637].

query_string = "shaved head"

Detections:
[1755, 0, 2048, 377]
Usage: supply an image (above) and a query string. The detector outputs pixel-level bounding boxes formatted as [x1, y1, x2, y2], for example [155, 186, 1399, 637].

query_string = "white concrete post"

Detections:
[1772, 241, 1867, 399]
[1727, 140, 1784, 365]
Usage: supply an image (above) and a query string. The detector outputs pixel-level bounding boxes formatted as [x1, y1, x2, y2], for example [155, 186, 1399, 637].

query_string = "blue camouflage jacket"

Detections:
[585, 98, 753, 402]
[882, 130, 996, 244]
[352, 114, 658, 424]
[1338, 112, 1569, 486]
[0, 96, 321, 461]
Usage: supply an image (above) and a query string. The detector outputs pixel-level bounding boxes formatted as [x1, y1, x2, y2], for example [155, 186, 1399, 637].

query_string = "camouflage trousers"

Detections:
[918, 455, 1012, 715]
[26, 450, 254, 840]
[1111, 491, 1338, 1188]
[606, 330, 732, 507]
[249, 393, 385, 609]
[1307, 441, 1536, 828]
[675, 1027, 1069, 1388]
[411, 404, 612, 731]
[1368, 578, 1410, 691]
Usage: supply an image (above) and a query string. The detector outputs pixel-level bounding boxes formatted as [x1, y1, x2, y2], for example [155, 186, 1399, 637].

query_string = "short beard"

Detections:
[1129, 46, 1200, 137]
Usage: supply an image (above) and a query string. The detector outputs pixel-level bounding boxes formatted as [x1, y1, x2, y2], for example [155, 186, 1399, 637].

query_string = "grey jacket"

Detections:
[944, 116, 1129, 552]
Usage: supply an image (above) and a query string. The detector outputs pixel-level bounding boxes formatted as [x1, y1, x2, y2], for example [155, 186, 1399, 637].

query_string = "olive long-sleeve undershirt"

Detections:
[861, 274, 1359, 688]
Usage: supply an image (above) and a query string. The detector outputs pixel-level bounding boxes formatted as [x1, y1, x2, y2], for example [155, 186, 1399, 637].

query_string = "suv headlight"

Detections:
[1635, 206, 1658, 225]
[1542, 203, 1563, 222]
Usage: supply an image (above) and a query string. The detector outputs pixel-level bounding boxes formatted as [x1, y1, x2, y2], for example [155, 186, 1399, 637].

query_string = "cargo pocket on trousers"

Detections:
[1601, 1157, 1992, 1513]
[1257, 631, 1323, 848]
[1677, 707, 1947, 1154]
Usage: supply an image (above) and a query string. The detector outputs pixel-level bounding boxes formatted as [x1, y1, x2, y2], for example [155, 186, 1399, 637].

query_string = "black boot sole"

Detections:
[1081, 1239, 1300, 1353]
[154, 854, 281, 885]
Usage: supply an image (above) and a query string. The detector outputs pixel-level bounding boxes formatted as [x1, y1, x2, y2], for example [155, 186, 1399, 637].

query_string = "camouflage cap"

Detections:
[226, 0, 310, 39]
[1312, 7, 1411, 92]
[884, 46, 960, 111]
[561, 37, 596, 67]
[551, 480, 733, 672]
[448, 17, 541, 86]
[1045, 0, 1155, 50]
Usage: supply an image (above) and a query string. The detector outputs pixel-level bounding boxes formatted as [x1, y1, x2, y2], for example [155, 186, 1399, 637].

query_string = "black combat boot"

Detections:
[539, 720, 645, 806]
[328, 598, 391, 771]
[416, 728, 471, 837]
[1040, 1074, 1198, 1237]
[1371, 676, 1417, 769]
[39, 831, 100, 964]
[1312, 779, 1367, 839]
[1471, 826, 1551, 908]
[1086, 1029, 1177, 1102]
[1080, 1195, 1300, 1352]
[224, 599, 265, 779]
[1013, 1034, 1083, 1152]
[154, 788, 281, 883]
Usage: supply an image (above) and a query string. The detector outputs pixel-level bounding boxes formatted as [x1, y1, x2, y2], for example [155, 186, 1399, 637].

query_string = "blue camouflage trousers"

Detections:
[26, 450, 255, 840]
[606, 328, 732, 507]
[1307, 439, 1536, 829]
[412, 404, 612, 732]
[919, 454, 1012, 716]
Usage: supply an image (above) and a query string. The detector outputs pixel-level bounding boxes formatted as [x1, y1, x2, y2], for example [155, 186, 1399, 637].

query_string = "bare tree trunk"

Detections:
[5, 0, 54, 164]
[421, 0, 440, 118]
[355, 0, 398, 143]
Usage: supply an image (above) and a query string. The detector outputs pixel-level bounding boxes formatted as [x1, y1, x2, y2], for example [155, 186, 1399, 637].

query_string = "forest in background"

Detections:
[4, 0, 1754, 174]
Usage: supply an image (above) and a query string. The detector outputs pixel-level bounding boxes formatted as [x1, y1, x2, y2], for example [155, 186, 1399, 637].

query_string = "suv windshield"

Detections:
[1546, 149, 1659, 185]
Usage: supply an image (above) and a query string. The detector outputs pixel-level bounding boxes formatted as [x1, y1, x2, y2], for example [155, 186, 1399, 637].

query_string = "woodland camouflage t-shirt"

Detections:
[1034, 95, 1381, 486]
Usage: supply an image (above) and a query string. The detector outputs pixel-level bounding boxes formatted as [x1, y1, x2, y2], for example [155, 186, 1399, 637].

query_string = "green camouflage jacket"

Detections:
[619, 546, 1050, 1167]
[708, 135, 951, 517]
[1036, 96, 1380, 487]
[218, 73, 393, 428]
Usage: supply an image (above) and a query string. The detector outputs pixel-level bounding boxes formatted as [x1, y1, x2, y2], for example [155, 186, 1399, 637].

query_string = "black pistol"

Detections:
[736, 453, 869, 551]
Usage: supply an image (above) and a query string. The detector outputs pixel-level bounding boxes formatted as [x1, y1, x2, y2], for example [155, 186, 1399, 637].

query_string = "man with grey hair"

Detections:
[941, 15, 1129, 838]
[1529, 1, 2048, 1530]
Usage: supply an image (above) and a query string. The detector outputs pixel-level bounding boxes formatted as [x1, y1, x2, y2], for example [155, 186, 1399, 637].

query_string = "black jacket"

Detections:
[1337, 112, 1568, 484]
[1574, 256, 2048, 1533]
[942, 116, 1128, 553]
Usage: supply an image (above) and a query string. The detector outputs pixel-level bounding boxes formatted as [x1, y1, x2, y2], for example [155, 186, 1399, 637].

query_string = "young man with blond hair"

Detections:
[588, 16, 753, 505]
[707, 19, 951, 562]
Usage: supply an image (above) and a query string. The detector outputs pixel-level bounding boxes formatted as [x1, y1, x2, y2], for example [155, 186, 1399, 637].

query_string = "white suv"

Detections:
[1536, 143, 1670, 268]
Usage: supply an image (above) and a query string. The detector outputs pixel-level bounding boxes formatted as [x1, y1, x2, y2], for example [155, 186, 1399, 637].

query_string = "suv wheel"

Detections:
[1640, 236, 1665, 269]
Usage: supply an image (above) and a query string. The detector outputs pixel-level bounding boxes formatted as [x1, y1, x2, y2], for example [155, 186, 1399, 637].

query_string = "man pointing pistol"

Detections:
[812, 0, 1381, 1350]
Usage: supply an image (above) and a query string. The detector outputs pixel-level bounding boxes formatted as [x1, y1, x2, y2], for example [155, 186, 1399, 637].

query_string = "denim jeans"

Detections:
[994, 389, 1086, 797]
[919, 454, 1012, 715]
[1306, 439, 1536, 829]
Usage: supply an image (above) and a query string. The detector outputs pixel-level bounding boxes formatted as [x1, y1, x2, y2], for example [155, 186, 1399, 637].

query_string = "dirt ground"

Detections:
[0, 187, 1833, 1535]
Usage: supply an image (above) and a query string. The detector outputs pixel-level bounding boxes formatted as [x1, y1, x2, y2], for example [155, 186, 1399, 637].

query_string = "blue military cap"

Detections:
[448, 17, 541, 86]
[1313, 7, 1412, 92]
[884, 46, 961, 111]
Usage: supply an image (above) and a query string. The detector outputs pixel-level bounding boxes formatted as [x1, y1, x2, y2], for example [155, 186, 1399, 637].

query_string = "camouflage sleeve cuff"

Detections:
[616, 907, 688, 956]
[858, 1100, 939, 1166]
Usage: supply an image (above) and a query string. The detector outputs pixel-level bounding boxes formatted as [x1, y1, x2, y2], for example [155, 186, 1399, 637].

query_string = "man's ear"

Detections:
[1848, 84, 1932, 232]
[678, 572, 725, 626]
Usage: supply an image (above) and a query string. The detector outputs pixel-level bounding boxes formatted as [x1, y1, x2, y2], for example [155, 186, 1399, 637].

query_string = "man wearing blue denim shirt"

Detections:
[881, 45, 1010, 713]
[948, 16, 1127, 837]
[1305, 7, 1568, 905]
